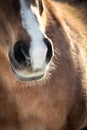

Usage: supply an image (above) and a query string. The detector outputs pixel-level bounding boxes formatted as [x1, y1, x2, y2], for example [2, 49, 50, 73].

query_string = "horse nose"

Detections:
[10, 39, 53, 81]
[13, 38, 53, 68]
[13, 41, 31, 67]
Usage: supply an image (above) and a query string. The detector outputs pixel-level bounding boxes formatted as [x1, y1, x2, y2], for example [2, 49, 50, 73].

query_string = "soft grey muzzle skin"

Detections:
[9, 39, 53, 82]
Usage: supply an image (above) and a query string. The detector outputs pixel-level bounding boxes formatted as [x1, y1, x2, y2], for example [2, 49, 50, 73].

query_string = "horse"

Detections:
[0, 0, 87, 129]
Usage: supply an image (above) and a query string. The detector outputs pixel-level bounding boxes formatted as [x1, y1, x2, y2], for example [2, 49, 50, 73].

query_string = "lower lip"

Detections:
[11, 66, 44, 82]
[16, 74, 44, 82]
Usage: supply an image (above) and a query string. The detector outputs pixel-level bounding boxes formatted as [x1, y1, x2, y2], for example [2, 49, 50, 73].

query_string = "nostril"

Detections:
[13, 41, 30, 67]
[44, 38, 53, 63]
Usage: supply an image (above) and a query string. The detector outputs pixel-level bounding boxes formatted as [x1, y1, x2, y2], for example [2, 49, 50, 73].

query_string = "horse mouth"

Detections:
[11, 64, 45, 82]
[9, 51, 45, 82]
[8, 38, 53, 82]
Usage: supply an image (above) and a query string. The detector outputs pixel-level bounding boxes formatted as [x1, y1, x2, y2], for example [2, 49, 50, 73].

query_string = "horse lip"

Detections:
[10, 63, 44, 82]
[14, 72, 44, 82]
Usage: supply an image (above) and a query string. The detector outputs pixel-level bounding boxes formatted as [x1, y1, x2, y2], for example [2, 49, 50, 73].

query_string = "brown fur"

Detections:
[0, 0, 87, 130]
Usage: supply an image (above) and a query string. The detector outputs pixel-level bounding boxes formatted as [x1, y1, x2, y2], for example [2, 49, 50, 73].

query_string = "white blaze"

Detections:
[19, 0, 47, 70]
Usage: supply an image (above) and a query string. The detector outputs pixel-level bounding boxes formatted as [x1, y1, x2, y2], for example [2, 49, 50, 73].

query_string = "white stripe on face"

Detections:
[19, 0, 47, 71]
